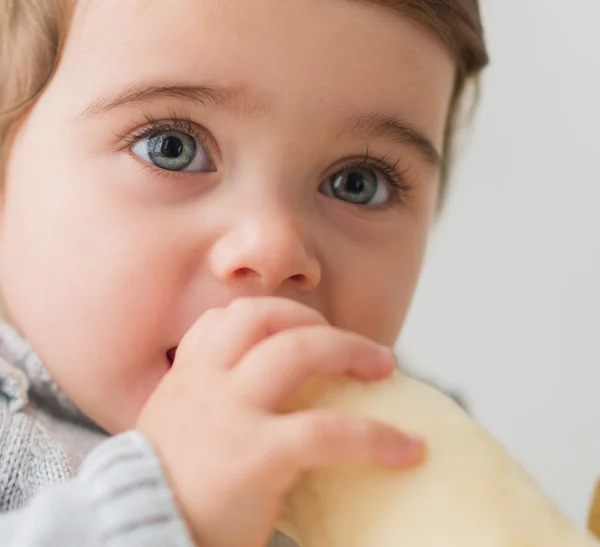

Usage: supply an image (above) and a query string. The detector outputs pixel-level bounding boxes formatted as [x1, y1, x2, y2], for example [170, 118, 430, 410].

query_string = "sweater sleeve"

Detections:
[0, 431, 196, 547]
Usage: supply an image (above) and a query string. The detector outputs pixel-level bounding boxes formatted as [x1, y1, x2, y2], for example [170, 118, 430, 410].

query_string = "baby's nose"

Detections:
[208, 213, 321, 292]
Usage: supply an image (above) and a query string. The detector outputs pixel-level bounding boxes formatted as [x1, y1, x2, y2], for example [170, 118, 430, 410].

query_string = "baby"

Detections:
[0, 1, 488, 546]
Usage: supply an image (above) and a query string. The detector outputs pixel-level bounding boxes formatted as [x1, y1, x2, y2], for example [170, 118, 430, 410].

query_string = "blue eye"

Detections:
[131, 130, 215, 172]
[320, 165, 392, 206]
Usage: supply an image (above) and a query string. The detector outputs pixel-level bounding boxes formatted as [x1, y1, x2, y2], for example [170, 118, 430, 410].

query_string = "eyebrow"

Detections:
[79, 83, 266, 119]
[80, 83, 442, 167]
[337, 113, 442, 167]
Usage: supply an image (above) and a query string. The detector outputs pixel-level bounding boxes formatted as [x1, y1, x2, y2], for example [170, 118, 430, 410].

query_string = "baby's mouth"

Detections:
[167, 347, 178, 367]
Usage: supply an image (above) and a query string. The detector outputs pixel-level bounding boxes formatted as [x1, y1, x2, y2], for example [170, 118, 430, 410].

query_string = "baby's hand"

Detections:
[136, 297, 423, 547]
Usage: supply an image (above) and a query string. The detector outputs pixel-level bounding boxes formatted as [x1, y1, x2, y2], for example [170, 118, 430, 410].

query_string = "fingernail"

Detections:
[380, 434, 424, 467]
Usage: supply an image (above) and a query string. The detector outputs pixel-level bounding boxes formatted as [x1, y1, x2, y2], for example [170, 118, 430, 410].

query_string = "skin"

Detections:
[0, 2, 456, 544]
[0, 0, 453, 437]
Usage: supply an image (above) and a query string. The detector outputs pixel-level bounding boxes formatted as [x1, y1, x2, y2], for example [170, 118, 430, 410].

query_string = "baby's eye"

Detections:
[131, 130, 215, 172]
[319, 166, 392, 207]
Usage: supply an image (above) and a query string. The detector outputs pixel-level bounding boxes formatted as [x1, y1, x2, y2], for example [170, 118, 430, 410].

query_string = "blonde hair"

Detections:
[0, 0, 71, 171]
[0, 0, 489, 199]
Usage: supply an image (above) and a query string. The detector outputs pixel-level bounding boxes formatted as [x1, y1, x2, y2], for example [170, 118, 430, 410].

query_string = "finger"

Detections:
[175, 297, 327, 372]
[232, 325, 396, 410]
[272, 411, 424, 487]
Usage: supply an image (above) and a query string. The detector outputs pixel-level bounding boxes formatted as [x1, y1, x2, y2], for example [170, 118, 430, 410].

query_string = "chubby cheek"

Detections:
[327, 220, 430, 346]
[0, 211, 179, 432]
[0, 134, 187, 433]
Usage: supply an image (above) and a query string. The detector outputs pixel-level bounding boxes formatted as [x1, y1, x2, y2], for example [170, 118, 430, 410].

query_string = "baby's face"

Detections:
[0, 0, 453, 433]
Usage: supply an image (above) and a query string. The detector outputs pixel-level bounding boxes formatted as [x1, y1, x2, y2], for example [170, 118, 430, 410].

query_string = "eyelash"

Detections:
[121, 112, 206, 148]
[120, 112, 214, 179]
[339, 151, 415, 205]
[120, 114, 414, 204]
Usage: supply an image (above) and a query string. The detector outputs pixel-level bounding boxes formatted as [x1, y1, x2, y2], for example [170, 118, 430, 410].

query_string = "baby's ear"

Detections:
[587, 479, 600, 539]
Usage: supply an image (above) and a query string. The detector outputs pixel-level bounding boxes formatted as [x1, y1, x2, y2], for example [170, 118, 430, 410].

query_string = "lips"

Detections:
[167, 347, 177, 366]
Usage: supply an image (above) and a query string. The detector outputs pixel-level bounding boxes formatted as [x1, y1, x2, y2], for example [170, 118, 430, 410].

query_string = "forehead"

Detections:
[61, 0, 454, 146]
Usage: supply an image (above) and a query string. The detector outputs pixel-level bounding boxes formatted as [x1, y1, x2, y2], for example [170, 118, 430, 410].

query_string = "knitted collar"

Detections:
[0, 321, 105, 433]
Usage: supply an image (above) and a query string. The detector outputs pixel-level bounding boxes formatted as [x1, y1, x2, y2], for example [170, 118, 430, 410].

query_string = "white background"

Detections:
[397, 0, 600, 525]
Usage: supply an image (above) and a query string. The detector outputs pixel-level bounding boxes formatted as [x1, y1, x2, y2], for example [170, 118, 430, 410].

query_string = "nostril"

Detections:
[167, 347, 177, 366]
[234, 267, 258, 280]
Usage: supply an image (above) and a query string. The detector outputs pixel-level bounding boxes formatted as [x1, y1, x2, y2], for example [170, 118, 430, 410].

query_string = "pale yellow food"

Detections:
[276, 371, 599, 547]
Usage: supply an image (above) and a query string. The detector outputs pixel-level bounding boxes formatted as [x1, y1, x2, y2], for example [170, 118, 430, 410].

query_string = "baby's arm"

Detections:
[0, 428, 194, 547]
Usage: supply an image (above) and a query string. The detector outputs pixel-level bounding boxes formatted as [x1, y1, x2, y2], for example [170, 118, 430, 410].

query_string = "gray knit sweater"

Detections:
[0, 322, 294, 547]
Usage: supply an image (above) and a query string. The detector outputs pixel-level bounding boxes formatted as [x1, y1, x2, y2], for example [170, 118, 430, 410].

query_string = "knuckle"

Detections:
[198, 307, 223, 327]
[179, 307, 222, 348]
[286, 324, 329, 354]
[276, 415, 329, 456]
[279, 326, 341, 372]
[274, 413, 381, 472]
[337, 414, 369, 437]
[305, 413, 367, 455]
[280, 330, 313, 360]
[304, 412, 341, 444]
[330, 414, 379, 448]
[228, 297, 277, 323]
[231, 296, 319, 320]
[255, 426, 297, 473]
[228, 297, 254, 313]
